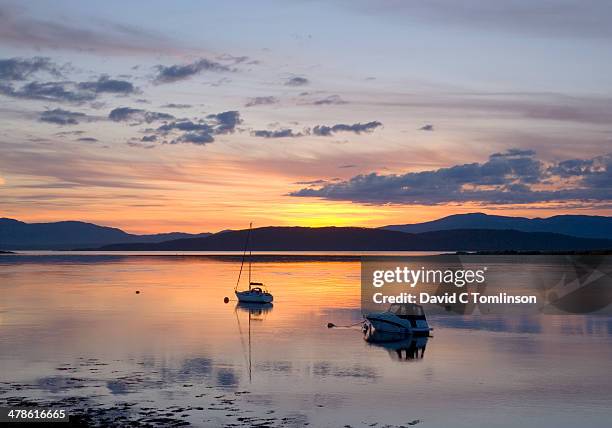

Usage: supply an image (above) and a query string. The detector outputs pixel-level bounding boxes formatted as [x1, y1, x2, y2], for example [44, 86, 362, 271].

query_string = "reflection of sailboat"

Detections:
[236, 301, 274, 318]
[363, 303, 431, 340]
[365, 333, 428, 362]
[234, 302, 274, 382]
[235, 222, 273, 303]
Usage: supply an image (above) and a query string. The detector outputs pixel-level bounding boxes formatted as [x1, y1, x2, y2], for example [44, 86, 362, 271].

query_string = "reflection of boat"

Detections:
[234, 223, 273, 304]
[236, 302, 274, 318]
[235, 302, 273, 382]
[365, 333, 428, 362]
[363, 303, 431, 339]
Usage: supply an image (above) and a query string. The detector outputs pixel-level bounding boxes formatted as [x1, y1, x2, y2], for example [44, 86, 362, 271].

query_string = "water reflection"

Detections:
[235, 302, 274, 318]
[234, 302, 274, 383]
[366, 335, 428, 362]
[1, 256, 612, 428]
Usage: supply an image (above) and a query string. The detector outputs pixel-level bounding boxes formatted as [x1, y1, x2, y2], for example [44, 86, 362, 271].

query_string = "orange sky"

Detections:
[1, 4, 611, 234]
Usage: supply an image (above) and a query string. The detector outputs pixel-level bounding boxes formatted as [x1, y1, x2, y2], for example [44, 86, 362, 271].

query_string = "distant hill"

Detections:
[0, 218, 210, 250]
[96, 226, 612, 252]
[382, 213, 612, 240]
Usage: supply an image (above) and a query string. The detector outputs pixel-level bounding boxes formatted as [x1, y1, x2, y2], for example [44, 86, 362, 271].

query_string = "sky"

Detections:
[0, 0, 611, 233]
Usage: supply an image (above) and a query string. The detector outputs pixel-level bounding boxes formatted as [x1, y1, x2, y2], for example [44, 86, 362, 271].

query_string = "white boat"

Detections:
[234, 222, 273, 304]
[363, 303, 431, 339]
[235, 286, 273, 303]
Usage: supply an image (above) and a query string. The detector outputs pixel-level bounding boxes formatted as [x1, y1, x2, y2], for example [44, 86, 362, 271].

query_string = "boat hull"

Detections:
[363, 312, 431, 340]
[235, 290, 273, 303]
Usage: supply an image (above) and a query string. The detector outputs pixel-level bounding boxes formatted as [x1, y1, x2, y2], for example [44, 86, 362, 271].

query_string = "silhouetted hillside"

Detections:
[382, 213, 612, 239]
[0, 218, 210, 250]
[96, 227, 612, 252]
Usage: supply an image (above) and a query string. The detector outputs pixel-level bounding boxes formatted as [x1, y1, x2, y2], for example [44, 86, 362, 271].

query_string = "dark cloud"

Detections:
[245, 96, 278, 107]
[0, 81, 94, 102]
[108, 107, 174, 123]
[252, 129, 304, 138]
[285, 76, 309, 86]
[0, 76, 136, 103]
[161, 103, 192, 109]
[251, 120, 382, 139]
[153, 59, 232, 84]
[76, 137, 98, 142]
[145, 111, 241, 146]
[0, 57, 62, 80]
[419, 124, 434, 131]
[55, 130, 85, 136]
[173, 132, 214, 145]
[78, 76, 136, 94]
[312, 121, 382, 136]
[295, 179, 329, 185]
[290, 150, 612, 205]
[39, 108, 86, 125]
[312, 95, 348, 105]
[157, 120, 213, 134]
[206, 110, 242, 134]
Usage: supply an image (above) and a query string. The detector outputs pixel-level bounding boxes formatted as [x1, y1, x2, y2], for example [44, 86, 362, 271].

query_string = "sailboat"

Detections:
[234, 222, 274, 303]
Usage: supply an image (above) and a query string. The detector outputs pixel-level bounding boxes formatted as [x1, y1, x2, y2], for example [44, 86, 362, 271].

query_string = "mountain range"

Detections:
[0, 218, 210, 250]
[1, 213, 611, 251]
[382, 213, 612, 240]
[97, 226, 612, 252]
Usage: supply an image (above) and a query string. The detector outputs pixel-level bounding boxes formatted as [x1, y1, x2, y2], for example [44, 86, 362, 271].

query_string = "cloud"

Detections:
[76, 137, 98, 142]
[290, 150, 612, 205]
[206, 110, 242, 134]
[0, 76, 136, 103]
[0, 81, 93, 103]
[0, 57, 62, 80]
[174, 132, 214, 145]
[250, 120, 382, 139]
[311, 95, 348, 105]
[39, 108, 86, 125]
[285, 76, 309, 86]
[144, 111, 242, 146]
[419, 124, 434, 131]
[78, 75, 136, 94]
[0, 4, 184, 54]
[153, 58, 232, 84]
[161, 103, 192, 109]
[312, 121, 382, 136]
[294, 179, 329, 185]
[251, 129, 304, 138]
[245, 96, 278, 107]
[108, 107, 174, 123]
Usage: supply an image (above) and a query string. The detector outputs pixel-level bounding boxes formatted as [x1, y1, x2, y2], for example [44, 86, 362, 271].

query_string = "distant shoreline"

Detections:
[2, 249, 611, 258]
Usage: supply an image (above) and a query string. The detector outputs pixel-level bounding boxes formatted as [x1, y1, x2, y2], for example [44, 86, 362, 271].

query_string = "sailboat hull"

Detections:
[235, 290, 273, 303]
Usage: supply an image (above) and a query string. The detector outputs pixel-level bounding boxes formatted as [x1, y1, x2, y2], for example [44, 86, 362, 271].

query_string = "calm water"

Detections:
[1, 255, 611, 427]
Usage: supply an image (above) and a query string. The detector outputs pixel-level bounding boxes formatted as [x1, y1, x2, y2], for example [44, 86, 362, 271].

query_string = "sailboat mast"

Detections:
[236, 222, 252, 290]
[248, 222, 252, 290]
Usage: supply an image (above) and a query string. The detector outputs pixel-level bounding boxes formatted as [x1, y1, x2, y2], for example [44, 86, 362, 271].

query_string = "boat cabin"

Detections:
[388, 303, 427, 323]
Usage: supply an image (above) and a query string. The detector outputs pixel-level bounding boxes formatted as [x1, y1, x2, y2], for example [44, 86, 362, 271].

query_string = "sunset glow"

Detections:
[1, 1, 611, 233]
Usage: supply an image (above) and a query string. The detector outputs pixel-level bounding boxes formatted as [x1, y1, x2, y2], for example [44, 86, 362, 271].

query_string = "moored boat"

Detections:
[363, 303, 431, 340]
[234, 222, 274, 304]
